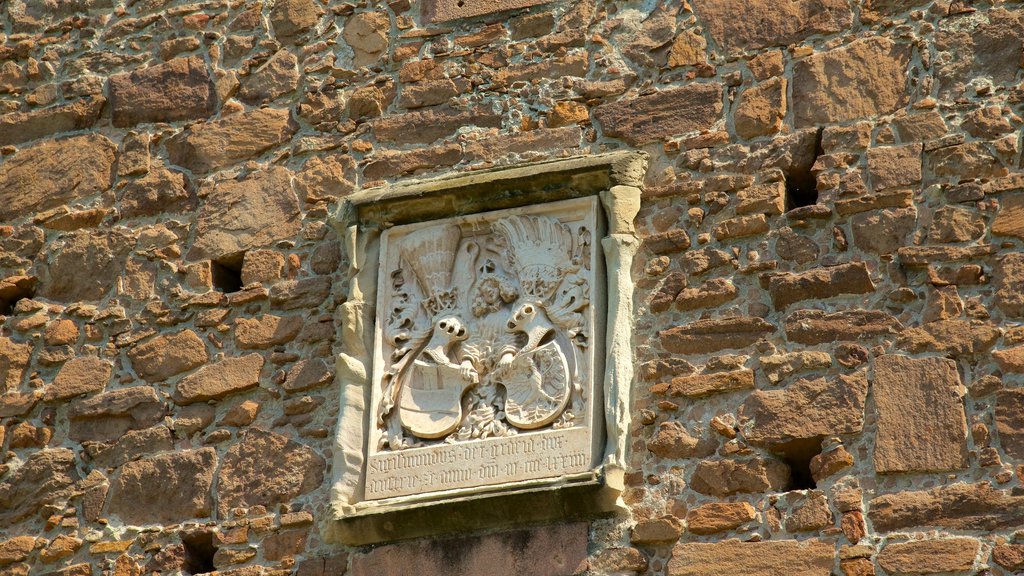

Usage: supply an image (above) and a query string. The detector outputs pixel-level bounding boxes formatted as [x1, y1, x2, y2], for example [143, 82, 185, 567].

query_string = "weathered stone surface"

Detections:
[0, 536, 36, 565]
[668, 539, 834, 576]
[108, 57, 216, 127]
[0, 448, 78, 526]
[785, 309, 902, 344]
[691, 0, 852, 52]
[936, 8, 1024, 97]
[786, 491, 832, 532]
[0, 96, 105, 147]
[867, 145, 921, 191]
[372, 106, 502, 146]
[737, 182, 786, 216]
[740, 372, 867, 452]
[793, 37, 910, 127]
[660, 317, 775, 354]
[240, 250, 286, 285]
[631, 516, 684, 544]
[85, 425, 174, 469]
[295, 152, 356, 203]
[714, 214, 769, 241]
[589, 547, 648, 575]
[216, 428, 325, 515]
[128, 330, 208, 382]
[926, 142, 1007, 182]
[0, 134, 116, 221]
[283, 358, 334, 392]
[873, 355, 968, 473]
[594, 83, 723, 145]
[869, 481, 1024, 531]
[769, 262, 874, 310]
[647, 421, 702, 459]
[363, 143, 462, 180]
[173, 354, 264, 405]
[810, 445, 854, 482]
[166, 108, 297, 173]
[343, 12, 389, 67]
[645, 229, 691, 255]
[994, 193, 1024, 240]
[235, 315, 303, 349]
[734, 77, 786, 140]
[269, 277, 332, 310]
[108, 448, 216, 525]
[993, 544, 1024, 572]
[996, 253, 1024, 318]
[119, 167, 193, 219]
[0, 337, 32, 393]
[45, 356, 112, 401]
[651, 369, 754, 398]
[929, 206, 985, 243]
[876, 538, 979, 575]
[350, 522, 587, 576]
[687, 502, 757, 535]
[896, 319, 999, 357]
[996, 389, 1024, 460]
[239, 49, 299, 104]
[851, 207, 917, 255]
[68, 386, 166, 442]
[690, 457, 790, 496]
[188, 167, 301, 262]
[270, 0, 321, 43]
[40, 230, 133, 302]
[760, 351, 832, 385]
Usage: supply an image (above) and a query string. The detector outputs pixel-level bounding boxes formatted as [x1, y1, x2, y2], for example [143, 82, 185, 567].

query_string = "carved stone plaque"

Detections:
[330, 151, 647, 545]
[367, 197, 603, 500]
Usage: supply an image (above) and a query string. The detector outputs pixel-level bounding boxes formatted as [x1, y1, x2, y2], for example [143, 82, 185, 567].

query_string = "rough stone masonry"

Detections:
[0, 0, 1022, 575]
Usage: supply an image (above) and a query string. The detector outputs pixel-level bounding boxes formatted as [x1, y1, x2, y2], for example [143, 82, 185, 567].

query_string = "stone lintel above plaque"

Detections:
[328, 151, 647, 546]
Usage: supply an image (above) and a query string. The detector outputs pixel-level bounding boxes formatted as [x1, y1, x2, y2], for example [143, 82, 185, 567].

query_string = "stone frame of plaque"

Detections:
[328, 151, 647, 545]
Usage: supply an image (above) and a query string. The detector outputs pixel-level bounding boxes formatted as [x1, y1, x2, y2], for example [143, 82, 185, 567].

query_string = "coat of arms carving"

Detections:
[366, 197, 602, 499]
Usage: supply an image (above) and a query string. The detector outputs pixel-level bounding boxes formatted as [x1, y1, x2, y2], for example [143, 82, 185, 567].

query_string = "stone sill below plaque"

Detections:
[328, 151, 648, 546]
[326, 466, 623, 546]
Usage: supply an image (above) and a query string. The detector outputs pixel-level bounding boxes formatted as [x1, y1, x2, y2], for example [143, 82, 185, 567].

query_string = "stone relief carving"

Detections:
[375, 211, 594, 451]
[330, 152, 647, 543]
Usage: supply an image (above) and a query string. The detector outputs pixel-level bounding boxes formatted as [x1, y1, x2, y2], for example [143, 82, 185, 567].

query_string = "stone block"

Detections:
[873, 355, 968, 473]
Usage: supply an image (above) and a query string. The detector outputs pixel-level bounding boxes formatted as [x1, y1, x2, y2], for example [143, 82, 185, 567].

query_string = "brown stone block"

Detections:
[686, 502, 757, 535]
[690, 457, 790, 497]
[108, 448, 216, 525]
[0, 134, 116, 222]
[877, 538, 979, 575]
[44, 356, 112, 401]
[108, 57, 216, 127]
[997, 388, 1024, 460]
[668, 538, 834, 576]
[868, 482, 1024, 532]
[0, 96, 105, 147]
[373, 106, 503, 146]
[594, 83, 723, 145]
[691, 0, 852, 53]
[187, 167, 301, 262]
[740, 372, 867, 452]
[659, 316, 775, 355]
[0, 448, 78, 526]
[166, 108, 296, 174]
[873, 355, 968, 473]
[768, 262, 874, 310]
[793, 37, 910, 127]
[128, 330, 208, 382]
[996, 253, 1024, 318]
[173, 353, 264, 405]
[216, 428, 325, 516]
[785, 309, 901, 344]
[652, 369, 754, 399]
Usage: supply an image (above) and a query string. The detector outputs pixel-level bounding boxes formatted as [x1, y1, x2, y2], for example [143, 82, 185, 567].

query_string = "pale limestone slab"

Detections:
[328, 151, 647, 545]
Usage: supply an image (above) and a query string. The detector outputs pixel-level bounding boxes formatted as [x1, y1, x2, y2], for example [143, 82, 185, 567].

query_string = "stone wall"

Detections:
[0, 0, 1022, 575]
